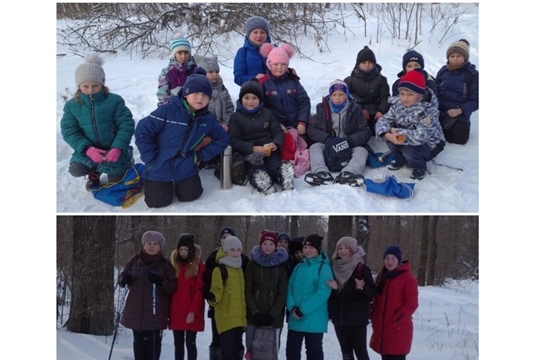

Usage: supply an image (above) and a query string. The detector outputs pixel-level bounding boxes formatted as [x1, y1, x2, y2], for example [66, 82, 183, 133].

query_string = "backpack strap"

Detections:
[218, 263, 228, 285]
[355, 262, 364, 280]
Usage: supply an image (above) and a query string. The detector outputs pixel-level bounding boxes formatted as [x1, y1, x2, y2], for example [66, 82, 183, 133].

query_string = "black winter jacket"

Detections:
[344, 64, 391, 116]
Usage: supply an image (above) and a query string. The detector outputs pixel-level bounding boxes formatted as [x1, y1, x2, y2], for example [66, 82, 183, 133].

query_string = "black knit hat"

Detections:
[303, 233, 324, 253]
[177, 233, 195, 252]
[277, 233, 291, 242]
[356, 46, 376, 65]
[239, 80, 264, 102]
[289, 236, 304, 254]
[383, 245, 402, 263]
[219, 226, 236, 240]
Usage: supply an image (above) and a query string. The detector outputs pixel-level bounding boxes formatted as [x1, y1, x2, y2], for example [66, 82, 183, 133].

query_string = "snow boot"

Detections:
[252, 169, 277, 195]
[388, 160, 406, 170]
[304, 171, 335, 186]
[411, 168, 427, 180]
[335, 171, 365, 187]
[209, 346, 222, 360]
[278, 161, 295, 190]
[85, 172, 101, 190]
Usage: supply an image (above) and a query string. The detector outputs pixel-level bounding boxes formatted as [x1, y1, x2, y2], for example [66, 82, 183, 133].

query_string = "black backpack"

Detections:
[323, 137, 352, 172]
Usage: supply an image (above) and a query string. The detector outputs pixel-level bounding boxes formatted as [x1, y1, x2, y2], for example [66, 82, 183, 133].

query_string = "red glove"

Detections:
[86, 146, 107, 163]
[105, 148, 122, 162]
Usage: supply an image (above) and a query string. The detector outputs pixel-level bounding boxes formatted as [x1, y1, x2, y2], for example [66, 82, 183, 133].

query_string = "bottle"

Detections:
[220, 146, 233, 190]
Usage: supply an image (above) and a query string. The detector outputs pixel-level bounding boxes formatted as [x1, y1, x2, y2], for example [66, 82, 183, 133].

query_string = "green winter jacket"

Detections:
[209, 248, 247, 334]
[60, 89, 135, 176]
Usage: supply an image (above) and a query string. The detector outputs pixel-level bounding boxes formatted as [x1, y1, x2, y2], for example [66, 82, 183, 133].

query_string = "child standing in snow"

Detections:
[135, 67, 229, 208]
[118, 231, 177, 360]
[228, 80, 295, 195]
[375, 69, 446, 180]
[169, 233, 206, 360]
[60, 54, 135, 190]
[391, 50, 438, 96]
[156, 33, 198, 106]
[205, 236, 247, 360]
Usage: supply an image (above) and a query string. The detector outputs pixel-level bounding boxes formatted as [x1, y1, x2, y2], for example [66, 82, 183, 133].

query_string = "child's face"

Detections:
[249, 29, 267, 46]
[277, 239, 289, 250]
[269, 62, 288, 77]
[261, 240, 276, 255]
[185, 92, 210, 110]
[358, 61, 375, 72]
[226, 248, 242, 258]
[79, 81, 102, 95]
[399, 89, 422, 107]
[174, 51, 190, 64]
[384, 254, 399, 271]
[448, 53, 465, 67]
[337, 244, 352, 259]
[303, 245, 319, 259]
[242, 93, 260, 110]
[206, 70, 220, 84]
[330, 90, 347, 105]
[294, 250, 304, 261]
[405, 61, 422, 72]
[178, 246, 189, 259]
[143, 241, 161, 255]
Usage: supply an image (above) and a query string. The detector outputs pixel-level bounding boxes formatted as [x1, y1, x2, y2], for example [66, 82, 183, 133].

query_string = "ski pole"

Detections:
[107, 284, 130, 360]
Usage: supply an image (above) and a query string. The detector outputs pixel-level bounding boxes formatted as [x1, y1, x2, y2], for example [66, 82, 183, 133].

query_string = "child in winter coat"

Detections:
[435, 39, 479, 145]
[119, 231, 177, 360]
[205, 236, 248, 360]
[234, 16, 274, 86]
[228, 80, 295, 195]
[286, 234, 333, 360]
[258, 43, 311, 136]
[245, 230, 289, 360]
[391, 50, 438, 96]
[157, 33, 198, 106]
[370, 246, 419, 360]
[169, 233, 206, 360]
[344, 46, 391, 136]
[61, 54, 135, 190]
[304, 79, 371, 188]
[135, 67, 229, 208]
[375, 69, 446, 180]
[327, 237, 376, 360]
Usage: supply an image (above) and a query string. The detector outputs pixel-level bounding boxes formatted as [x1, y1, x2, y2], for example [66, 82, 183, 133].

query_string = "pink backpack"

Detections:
[280, 128, 310, 178]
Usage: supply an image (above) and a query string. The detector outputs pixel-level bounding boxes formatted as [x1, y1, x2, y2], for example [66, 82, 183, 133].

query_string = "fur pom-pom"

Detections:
[174, 32, 184, 39]
[260, 43, 275, 57]
[84, 53, 104, 66]
[280, 44, 295, 59]
[193, 66, 207, 76]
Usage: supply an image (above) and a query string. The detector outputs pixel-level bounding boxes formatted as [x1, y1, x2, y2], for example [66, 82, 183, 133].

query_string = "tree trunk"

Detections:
[426, 216, 439, 285]
[327, 216, 353, 255]
[417, 216, 430, 286]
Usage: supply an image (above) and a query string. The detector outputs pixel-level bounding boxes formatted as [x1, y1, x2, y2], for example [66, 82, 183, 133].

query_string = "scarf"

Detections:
[332, 249, 363, 287]
[218, 255, 242, 268]
[446, 61, 469, 72]
[330, 98, 350, 114]
[236, 100, 264, 115]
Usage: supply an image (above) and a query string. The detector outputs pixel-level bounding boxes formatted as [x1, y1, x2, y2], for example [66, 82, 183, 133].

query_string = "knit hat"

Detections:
[356, 46, 376, 65]
[260, 43, 294, 68]
[277, 233, 291, 243]
[402, 50, 425, 71]
[222, 236, 242, 252]
[329, 79, 349, 97]
[446, 39, 470, 62]
[246, 16, 270, 36]
[177, 233, 195, 252]
[383, 245, 402, 263]
[170, 32, 191, 57]
[219, 226, 237, 240]
[289, 237, 304, 254]
[239, 80, 264, 101]
[193, 54, 220, 73]
[303, 233, 324, 253]
[259, 230, 279, 247]
[398, 69, 426, 96]
[336, 236, 366, 257]
[75, 54, 106, 87]
[141, 231, 166, 248]
[182, 67, 213, 99]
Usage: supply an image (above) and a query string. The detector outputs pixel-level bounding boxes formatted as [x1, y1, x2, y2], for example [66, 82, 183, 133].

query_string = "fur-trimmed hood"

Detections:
[250, 246, 289, 266]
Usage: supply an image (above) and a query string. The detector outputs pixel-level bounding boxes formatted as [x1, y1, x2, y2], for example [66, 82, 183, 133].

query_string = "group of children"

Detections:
[118, 227, 418, 360]
[60, 15, 478, 206]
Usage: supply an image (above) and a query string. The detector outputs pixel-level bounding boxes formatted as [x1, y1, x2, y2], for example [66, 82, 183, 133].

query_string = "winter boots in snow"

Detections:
[209, 345, 222, 360]
[85, 172, 101, 190]
[252, 169, 277, 195]
[304, 171, 335, 186]
[278, 161, 295, 191]
[335, 171, 365, 187]
[411, 168, 427, 180]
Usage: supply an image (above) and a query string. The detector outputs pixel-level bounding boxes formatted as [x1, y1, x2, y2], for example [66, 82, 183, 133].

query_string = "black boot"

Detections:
[209, 346, 222, 360]
[342, 353, 355, 360]
[85, 172, 101, 190]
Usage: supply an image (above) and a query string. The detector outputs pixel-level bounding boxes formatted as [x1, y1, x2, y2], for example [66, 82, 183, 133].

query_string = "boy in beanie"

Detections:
[157, 32, 198, 106]
[344, 45, 391, 136]
[258, 43, 311, 136]
[376, 69, 446, 180]
[305, 79, 371, 187]
[61, 54, 135, 191]
[277, 232, 291, 250]
[228, 80, 296, 195]
[234, 16, 273, 86]
[391, 50, 438, 96]
[135, 67, 229, 208]
[435, 39, 479, 145]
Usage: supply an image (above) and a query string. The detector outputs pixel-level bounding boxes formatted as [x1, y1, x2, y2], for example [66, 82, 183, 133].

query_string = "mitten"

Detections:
[245, 152, 264, 166]
[105, 148, 122, 162]
[252, 312, 265, 326]
[86, 146, 107, 163]
[261, 313, 275, 326]
[204, 289, 216, 302]
[148, 272, 164, 286]
[119, 272, 132, 288]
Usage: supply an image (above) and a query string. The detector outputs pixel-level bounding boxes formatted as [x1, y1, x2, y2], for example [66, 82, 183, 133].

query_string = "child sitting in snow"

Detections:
[375, 69, 446, 180]
[156, 33, 197, 106]
[60, 54, 135, 190]
[391, 50, 438, 96]
[228, 80, 295, 195]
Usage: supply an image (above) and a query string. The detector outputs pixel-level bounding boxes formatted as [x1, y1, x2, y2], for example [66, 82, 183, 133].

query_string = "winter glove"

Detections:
[252, 312, 266, 326]
[204, 289, 216, 302]
[119, 272, 132, 288]
[260, 313, 275, 326]
[105, 148, 122, 162]
[148, 272, 164, 286]
[245, 152, 264, 166]
[291, 306, 304, 319]
[86, 146, 107, 163]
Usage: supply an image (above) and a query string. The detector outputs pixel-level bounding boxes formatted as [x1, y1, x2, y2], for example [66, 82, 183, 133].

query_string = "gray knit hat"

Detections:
[246, 16, 270, 36]
[222, 236, 242, 252]
[192, 54, 220, 73]
[141, 231, 166, 248]
[75, 54, 106, 87]
[446, 39, 470, 62]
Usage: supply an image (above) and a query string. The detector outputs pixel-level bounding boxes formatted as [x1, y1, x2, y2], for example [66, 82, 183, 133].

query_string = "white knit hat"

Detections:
[75, 54, 106, 87]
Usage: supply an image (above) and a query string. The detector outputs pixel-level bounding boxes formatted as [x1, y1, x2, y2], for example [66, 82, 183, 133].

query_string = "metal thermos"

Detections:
[220, 146, 233, 190]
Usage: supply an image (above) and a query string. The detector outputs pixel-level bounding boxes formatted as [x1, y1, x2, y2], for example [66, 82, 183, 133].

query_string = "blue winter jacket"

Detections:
[135, 96, 229, 182]
[259, 71, 311, 130]
[435, 62, 479, 123]
[233, 36, 273, 86]
[286, 250, 333, 333]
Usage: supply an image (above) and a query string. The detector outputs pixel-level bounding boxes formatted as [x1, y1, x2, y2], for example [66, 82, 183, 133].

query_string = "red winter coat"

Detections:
[168, 260, 206, 332]
[370, 261, 419, 355]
